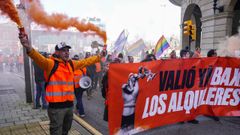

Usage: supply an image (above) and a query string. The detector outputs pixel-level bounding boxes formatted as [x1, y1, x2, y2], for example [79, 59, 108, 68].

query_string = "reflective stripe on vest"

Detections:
[48, 81, 74, 85]
[46, 91, 74, 96]
[45, 60, 75, 102]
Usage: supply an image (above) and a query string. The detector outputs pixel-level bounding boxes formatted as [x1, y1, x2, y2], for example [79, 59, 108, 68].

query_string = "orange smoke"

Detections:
[0, 0, 22, 26]
[27, 0, 107, 43]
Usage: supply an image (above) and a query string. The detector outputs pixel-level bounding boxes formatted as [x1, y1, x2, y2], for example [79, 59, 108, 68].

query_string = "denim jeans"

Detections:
[74, 88, 85, 115]
[35, 81, 47, 108]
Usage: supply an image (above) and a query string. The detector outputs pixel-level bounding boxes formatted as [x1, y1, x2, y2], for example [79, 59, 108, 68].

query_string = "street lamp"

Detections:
[17, 2, 34, 104]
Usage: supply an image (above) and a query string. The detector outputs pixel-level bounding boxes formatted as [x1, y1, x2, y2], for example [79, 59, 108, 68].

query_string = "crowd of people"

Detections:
[0, 53, 24, 72]
[18, 29, 222, 134]
[100, 46, 220, 133]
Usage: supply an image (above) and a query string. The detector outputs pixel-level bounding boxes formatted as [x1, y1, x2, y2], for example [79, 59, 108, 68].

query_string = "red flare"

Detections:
[0, 0, 22, 26]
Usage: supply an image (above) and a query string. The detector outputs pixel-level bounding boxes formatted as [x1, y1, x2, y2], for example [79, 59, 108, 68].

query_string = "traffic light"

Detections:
[183, 20, 192, 35]
[191, 25, 196, 41]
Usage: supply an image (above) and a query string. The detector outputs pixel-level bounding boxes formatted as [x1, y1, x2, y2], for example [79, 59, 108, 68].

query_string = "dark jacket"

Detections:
[33, 61, 45, 83]
[101, 72, 108, 121]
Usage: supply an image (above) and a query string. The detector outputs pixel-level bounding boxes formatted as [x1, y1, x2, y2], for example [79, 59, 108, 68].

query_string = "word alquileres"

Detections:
[142, 67, 240, 119]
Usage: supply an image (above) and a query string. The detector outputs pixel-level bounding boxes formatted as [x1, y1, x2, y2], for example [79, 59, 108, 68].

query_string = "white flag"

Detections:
[127, 39, 146, 56]
[113, 30, 128, 54]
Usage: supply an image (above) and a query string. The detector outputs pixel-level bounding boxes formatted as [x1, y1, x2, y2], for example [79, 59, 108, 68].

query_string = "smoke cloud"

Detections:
[217, 30, 240, 57]
[0, 0, 22, 26]
[26, 0, 107, 43]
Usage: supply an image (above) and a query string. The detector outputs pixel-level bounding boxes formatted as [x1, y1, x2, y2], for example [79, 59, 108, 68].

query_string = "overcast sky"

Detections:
[3, 0, 240, 57]
[13, 0, 181, 43]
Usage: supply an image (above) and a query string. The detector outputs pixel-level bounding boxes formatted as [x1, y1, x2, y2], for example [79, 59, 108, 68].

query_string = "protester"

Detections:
[206, 49, 220, 121]
[33, 52, 48, 109]
[72, 54, 87, 118]
[17, 54, 24, 72]
[99, 50, 107, 89]
[85, 52, 96, 100]
[19, 33, 102, 135]
[169, 50, 177, 59]
[101, 70, 109, 121]
[118, 53, 125, 63]
[106, 54, 113, 63]
[141, 54, 156, 62]
[94, 51, 102, 91]
[185, 50, 191, 58]
[185, 46, 194, 57]
[101, 58, 121, 122]
[72, 54, 79, 60]
[150, 49, 155, 54]
[180, 49, 191, 58]
[179, 49, 199, 124]
[192, 47, 201, 58]
[180, 49, 186, 58]
[207, 49, 217, 57]
[127, 56, 134, 63]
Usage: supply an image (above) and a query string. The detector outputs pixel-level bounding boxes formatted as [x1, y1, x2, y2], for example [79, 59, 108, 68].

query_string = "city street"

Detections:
[0, 0, 240, 135]
[0, 71, 240, 135]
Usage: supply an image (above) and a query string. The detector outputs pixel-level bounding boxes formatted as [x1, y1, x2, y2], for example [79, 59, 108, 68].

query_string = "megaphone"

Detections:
[91, 41, 104, 48]
[79, 76, 92, 89]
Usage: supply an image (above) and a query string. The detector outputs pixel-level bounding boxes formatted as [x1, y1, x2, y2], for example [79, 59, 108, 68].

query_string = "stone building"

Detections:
[169, 0, 240, 56]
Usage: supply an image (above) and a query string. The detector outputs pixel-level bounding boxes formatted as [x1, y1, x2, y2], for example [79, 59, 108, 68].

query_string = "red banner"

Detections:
[108, 57, 240, 135]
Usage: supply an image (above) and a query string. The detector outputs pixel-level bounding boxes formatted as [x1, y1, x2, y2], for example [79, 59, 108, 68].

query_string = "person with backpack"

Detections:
[19, 33, 102, 135]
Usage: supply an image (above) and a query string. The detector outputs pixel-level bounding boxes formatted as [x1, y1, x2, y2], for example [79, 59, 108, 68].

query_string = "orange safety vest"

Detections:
[95, 62, 101, 73]
[73, 68, 87, 88]
[45, 60, 75, 103]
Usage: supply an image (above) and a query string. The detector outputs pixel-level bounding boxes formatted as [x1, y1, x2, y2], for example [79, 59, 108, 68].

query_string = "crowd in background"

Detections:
[1, 44, 220, 123]
[0, 53, 24, 72]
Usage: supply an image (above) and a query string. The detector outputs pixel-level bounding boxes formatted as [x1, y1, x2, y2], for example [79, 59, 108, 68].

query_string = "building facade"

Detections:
[0, 22, 20, 55]
[170, 0, 240, 56]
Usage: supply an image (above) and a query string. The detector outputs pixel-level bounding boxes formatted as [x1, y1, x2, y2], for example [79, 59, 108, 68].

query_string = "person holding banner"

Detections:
[101, 58, 121, 122]
[19, 33, 102, 135]
[118, 53, 125, 63]
[179, 50, 199, 124]
[169, 50, 177, 59]
[192, 47, 201, 58]
[141, 54, 156, 62]
[205, 49, 220, 121]
[127, 56, 134, 63]
[207, 49, 217, 57]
